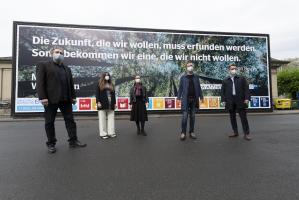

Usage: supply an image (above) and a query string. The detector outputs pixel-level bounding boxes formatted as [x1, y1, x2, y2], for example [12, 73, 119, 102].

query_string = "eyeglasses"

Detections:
[54, 51, 63, 54]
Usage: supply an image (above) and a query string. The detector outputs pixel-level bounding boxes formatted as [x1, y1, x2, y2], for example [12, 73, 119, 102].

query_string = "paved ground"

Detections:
[0, 114, 299, 200]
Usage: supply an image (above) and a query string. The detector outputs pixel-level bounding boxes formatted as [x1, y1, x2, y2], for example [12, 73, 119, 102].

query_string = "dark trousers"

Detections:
[229, 98, 250, 135]
[135, 121, 145, 131]
[181, 98, 196, 134]
[44, 102, 77, 146]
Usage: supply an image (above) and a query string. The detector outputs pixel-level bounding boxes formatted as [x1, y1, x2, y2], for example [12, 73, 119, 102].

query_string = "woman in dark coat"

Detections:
[130, 75, 148, 136]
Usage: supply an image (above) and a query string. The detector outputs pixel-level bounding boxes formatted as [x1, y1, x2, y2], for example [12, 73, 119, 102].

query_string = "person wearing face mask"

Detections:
[96, 72, 117, 139]
[36, 46, 87, 154]
[177, 61, 204, 141]
[221, 64, 251, 141]
[129, 75, 149, 136]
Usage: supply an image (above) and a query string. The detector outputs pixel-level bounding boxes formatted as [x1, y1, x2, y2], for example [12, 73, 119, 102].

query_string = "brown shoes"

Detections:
[228, 133, 252, 141]
[228, 133, 239, 138]
[243, 134, 252, 141]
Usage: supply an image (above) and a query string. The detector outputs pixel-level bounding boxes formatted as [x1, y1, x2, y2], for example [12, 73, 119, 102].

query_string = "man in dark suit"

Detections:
[177, 61, 204, 141]
[36, 46, 86, 153]
[221, 64, 251, 141]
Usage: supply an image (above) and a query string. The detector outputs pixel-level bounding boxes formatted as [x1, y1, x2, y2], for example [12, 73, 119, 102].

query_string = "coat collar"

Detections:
[226, 75, 239, 80]
[183, 73, 196, 78]
[51, 60, 65, 68]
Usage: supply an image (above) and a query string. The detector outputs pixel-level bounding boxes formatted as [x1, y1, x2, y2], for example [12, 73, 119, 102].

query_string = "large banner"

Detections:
[12, 21, 271, 114]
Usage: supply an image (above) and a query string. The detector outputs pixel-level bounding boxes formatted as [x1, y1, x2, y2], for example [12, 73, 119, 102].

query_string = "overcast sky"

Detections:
[1, 0, 298, 59]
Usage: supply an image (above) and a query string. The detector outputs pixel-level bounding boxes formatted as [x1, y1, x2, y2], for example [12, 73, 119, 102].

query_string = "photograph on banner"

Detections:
[176, 98, 181, 109]
[200, 97, 209, 109]
[117, 97, 129, 111]
[147, 98, 153, 110]
[91, 98, 97, 111]
[78, 98, 91, 111]
[250, 96, 260, 108]
[13, 22, 271, 113]
[208, 97, 220, 109]
[165, 98, 176, 110]
[153, 98, 165, 110]
[260, 97, 270, 108]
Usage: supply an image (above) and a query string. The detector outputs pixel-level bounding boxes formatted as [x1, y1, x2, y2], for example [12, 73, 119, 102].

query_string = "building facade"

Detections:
[0, 57, 12, 102]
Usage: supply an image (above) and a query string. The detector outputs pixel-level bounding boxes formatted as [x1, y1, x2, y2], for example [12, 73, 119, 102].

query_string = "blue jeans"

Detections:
[181, 98, 196, 134]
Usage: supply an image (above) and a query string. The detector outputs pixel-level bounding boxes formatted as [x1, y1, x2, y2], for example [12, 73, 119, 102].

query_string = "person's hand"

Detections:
[177, 99, 181, 103]
[72, 98, 77, 105]
[97, 102, 102, 108]
[244, 100, 249, 104]
[41, 99, 48, 106]
[146, 102, 149, 107]
[129, 104, 132, 109]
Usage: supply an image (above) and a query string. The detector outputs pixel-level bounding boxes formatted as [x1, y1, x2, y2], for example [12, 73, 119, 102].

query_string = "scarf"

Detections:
[134, 84, 143, 96]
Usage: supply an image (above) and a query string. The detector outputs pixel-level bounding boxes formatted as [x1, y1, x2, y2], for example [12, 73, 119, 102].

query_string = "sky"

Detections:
[0, 0, 298, 59]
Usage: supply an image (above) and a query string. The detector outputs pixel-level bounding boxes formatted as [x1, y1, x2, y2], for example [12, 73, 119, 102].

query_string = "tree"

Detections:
[278, 68, 299, 99]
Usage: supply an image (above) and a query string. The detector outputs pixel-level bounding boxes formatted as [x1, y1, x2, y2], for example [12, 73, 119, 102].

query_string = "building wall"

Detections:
[271, 68, 278, 98]
[0, 63, 12, 101]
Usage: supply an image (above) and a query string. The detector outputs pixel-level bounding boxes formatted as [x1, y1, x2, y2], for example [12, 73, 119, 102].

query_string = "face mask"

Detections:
[105, 76, 110, 81]
[187, 66, 193, 72]
[135, 79, 141, 83]
[230, 69, 237, 75]
[53, 53, 64, 63]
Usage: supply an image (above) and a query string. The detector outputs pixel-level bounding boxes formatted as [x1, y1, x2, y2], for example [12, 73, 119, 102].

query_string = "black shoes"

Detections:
[47, 144, 56, 154]
[47, 140, 86, 153]
[141, 130, 147, 136]
[137, 128, 146, 136]
[100, 134, 117, 139]
[109, 134, 117, 138]
[69, 140, 87, 148]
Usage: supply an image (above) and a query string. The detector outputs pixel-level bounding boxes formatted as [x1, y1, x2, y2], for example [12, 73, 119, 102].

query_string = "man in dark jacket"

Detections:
[221, 64, 251, 141]
[36, 46, 86, 153]
[177, 61, 204, 141]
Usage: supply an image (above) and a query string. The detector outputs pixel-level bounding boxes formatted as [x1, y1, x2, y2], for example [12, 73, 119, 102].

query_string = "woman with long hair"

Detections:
[96, 72, 117, 139]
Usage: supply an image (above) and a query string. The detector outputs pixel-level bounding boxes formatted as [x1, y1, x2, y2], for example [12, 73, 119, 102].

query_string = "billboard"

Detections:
[12, 21, 271, 115]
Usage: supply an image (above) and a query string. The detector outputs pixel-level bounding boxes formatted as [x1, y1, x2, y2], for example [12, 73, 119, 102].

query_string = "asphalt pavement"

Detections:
[0, 113, 299, 200]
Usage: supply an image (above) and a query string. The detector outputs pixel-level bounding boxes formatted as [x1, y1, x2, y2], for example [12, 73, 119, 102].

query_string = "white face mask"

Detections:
[135, 79, 141, 83]
[105, 76, 110, 81]
[230, 69, 237, 75]
[187, 66, 193, 72]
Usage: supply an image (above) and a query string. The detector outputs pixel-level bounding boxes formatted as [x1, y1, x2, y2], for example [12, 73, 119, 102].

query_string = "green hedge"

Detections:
[278, 68, 299, 99]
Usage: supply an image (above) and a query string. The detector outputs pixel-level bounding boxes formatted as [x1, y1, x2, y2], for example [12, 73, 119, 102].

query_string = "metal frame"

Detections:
[11, 21, 272, 117]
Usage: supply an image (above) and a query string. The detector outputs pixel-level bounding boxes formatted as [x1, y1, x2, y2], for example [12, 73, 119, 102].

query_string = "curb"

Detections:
[1, 110, 299, 122]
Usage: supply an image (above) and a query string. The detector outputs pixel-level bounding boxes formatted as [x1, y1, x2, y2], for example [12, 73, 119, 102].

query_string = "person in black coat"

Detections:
[221, 64, 252, 141]
[129, 75, 148, 136]
[36, 46, 86, 153]
[96, 72, 117, 139]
